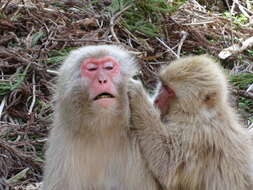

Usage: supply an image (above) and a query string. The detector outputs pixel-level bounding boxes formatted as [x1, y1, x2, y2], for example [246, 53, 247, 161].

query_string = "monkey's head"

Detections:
[155, 55, 228, 115]
[55, 45, 137, 130]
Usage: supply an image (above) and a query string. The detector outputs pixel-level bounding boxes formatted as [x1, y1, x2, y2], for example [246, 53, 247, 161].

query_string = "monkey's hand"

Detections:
[127, 79, 160, 129]
[127, 79, 148, 102]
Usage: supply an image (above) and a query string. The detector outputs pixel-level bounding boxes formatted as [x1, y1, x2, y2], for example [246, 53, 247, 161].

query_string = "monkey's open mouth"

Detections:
[94, 93, 115, 100]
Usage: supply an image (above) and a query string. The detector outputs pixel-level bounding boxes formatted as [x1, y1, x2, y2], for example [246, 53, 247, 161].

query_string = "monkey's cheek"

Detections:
[155, 97, 169, 115]
[93, 98, 116, 108]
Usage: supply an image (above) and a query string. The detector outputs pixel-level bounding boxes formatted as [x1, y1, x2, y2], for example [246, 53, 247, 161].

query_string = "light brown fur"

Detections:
[42, 45, 161, 190]
[129, 55, 253, 190]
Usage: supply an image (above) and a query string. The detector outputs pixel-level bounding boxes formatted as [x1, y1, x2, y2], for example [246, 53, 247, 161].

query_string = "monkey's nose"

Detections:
[98, 79, 107, 84]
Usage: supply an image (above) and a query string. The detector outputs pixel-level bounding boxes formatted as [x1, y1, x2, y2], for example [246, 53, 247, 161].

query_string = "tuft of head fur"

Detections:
[60, 45, 137, 82]
[160, 55, 228, 113]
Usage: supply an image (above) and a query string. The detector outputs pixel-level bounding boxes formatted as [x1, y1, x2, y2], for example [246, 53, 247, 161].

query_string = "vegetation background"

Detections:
[0, 0, 252, 189]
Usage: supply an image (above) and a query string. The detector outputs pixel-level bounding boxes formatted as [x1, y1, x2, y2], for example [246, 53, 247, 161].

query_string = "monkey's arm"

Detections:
[128, 80, 177, 188]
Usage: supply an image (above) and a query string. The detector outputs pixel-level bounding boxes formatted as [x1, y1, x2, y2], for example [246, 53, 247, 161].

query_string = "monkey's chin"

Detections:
[93, 98, 116, 108]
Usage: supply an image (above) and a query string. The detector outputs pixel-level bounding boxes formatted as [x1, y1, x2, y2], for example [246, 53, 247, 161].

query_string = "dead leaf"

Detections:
[74, 18, 97, 29]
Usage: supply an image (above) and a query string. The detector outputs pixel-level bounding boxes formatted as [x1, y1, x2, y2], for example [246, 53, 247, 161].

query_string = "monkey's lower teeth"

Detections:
[95, 94, 114, 100]
[99, 95, 110, 98]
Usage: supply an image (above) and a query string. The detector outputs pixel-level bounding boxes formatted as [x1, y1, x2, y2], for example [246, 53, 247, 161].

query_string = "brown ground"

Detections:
[0, 0, 252, 189]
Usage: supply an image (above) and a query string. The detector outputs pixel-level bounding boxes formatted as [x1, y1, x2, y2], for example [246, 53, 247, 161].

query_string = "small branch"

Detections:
[156, 37, 179, 59]
[218, 36, 253, 59]
[110, 3, 134, 43]
[240, 90, 253, 100]
[0, 96, 6, 120]
[233, 89, 253, 100]
[28, 72, 36, 115]
[49, 38, 112, 43]
[177, 31, 188, 57]
[0, 0, 12, 13]
[46, 69, 59, 75]
[224, 0, 231, 10]
[235, 0, 252, 18]
[246, 84, 253, 93]
[182, 21, 215, 25]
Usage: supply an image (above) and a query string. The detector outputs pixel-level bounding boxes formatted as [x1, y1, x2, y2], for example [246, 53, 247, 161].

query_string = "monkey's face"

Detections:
[156, 55, 228, 116]
[154, 84, 175, 116]
[80, 56, 121, 109]
[55, 45, 137, 128]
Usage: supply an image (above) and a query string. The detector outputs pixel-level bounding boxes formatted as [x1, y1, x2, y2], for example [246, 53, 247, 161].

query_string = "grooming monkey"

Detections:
[42, 45, 162, 190]
[128, 55, 253, 190]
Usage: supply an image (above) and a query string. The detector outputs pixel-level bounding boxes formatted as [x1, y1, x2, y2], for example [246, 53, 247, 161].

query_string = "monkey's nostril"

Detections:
[99, 79, 107, 84]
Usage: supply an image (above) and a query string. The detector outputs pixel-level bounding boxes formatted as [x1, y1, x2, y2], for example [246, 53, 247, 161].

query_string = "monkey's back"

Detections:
[166, 106, 253, 190]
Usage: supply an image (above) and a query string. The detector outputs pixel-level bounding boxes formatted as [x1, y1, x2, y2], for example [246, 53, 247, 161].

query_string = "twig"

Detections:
[122, 27, 141, 46]
[49, 38, 112, 43]
[235, 89, 253, 100]
[224, 0, 231, 10]
[0, 139, 41, 168]
[46, 69, 59, 75]
[246, 83, 253, 95]
[21, 0, 32, 17]
[224, 0, 236, 48]
[247, 83, 253, 91]
[110, 3, 134, 43]
[156, 37, 179, 59]
[235, 0, 253, 18]
[28, 72, 36, 115]
[182, 21, 215, 25]
[230, 0, 236, 15]
[0, 0, 12, 12]
[177, 31, 188, 57]
[0, 96, 6, 120]
[218, 36, 253, 59]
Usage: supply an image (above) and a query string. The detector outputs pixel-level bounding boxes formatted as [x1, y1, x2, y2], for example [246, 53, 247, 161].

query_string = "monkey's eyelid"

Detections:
[86, 63, 98, 71]
[104, 66, 113, 70]
[103, 62, 114, 70]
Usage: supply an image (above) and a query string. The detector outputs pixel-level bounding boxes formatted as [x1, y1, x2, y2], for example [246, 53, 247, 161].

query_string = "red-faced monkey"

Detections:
[128, 55, 253, 190]
[42, 45, 162, 190]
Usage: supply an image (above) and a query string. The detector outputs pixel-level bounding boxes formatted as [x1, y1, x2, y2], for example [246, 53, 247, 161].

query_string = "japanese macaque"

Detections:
[42, 45, 161, 190]
[128, 55, 253, 190]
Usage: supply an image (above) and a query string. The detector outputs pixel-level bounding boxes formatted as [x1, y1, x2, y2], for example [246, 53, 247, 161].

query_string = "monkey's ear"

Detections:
[203, 92, 217, 108]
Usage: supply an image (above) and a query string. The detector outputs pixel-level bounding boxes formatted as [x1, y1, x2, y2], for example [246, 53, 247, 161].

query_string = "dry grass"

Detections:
[0, 0, 252, 189]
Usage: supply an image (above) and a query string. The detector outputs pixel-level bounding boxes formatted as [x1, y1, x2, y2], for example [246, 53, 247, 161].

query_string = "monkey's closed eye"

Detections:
[104, 62, 114, 70]
[104, 66, 113, 70]
[87, 63, 98, 71]
[88, 68, 97, 71]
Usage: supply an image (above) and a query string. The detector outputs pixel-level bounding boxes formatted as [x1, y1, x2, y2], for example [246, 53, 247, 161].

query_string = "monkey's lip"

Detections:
[93, 92, 115, 101]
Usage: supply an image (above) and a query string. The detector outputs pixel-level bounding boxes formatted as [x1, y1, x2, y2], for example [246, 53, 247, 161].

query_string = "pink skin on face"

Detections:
[80, 56, 120, 108]
[154, 85, 175, 115]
